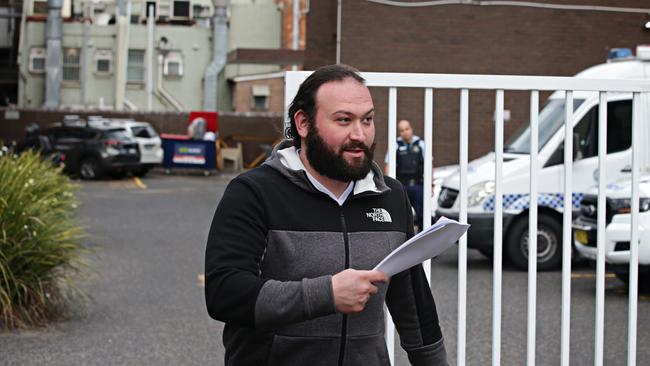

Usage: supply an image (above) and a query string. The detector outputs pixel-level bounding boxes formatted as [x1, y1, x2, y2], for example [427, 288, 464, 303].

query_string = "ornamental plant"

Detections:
[0, 147, 89, 329]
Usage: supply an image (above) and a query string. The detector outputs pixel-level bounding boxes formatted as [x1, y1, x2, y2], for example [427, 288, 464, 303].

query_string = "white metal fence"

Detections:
[285, 70, 648, 366]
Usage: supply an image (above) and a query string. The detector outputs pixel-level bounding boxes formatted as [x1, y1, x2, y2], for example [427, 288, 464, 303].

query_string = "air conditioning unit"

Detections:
[171, 0, 191, 20]
[158, 1, 171, 19]
[28, 47, 46, 73]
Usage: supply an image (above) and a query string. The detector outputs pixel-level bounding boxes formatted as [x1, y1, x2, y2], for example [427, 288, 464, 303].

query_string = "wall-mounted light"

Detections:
[644, 20, 650, 30]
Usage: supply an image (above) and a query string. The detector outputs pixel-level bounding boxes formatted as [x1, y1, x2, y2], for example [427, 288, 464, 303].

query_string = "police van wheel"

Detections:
[478, 248, 494, 259]
[506, 213, 562, 271]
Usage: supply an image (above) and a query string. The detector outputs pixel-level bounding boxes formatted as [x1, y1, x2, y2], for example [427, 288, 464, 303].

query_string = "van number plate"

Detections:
[575, 230, 588, 244]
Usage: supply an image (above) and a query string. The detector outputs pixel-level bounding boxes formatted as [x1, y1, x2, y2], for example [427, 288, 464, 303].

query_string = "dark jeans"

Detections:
[404, 183, 424, 230]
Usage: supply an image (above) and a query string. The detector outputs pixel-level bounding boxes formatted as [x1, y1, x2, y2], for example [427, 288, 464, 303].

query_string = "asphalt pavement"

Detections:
[1, 170, 648, 365]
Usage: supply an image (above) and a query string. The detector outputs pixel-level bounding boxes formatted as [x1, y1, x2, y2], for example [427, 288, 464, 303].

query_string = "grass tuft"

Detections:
[0, 147, 89, 329]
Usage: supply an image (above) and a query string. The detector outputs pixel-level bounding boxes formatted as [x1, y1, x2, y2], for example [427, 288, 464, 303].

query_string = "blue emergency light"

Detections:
[607, 48, 634, 62]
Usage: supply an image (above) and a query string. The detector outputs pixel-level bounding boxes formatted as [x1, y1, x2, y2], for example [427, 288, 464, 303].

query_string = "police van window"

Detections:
[603, 99, 632, 154]
[544, 99, 632, 167]
[579, 99, 632, 158]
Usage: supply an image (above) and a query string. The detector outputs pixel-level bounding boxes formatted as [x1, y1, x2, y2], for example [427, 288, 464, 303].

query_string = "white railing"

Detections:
[285, 70, 647, 366]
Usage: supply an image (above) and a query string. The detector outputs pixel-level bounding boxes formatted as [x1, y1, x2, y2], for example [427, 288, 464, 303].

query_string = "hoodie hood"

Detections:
[263, 141, 390, 197]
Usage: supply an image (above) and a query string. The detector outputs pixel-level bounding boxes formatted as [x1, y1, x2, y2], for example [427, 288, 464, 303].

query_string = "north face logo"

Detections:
[366, 208, 392, 223]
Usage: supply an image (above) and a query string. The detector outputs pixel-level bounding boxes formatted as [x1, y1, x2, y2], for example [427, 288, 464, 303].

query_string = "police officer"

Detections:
[385, 119, 432, 231]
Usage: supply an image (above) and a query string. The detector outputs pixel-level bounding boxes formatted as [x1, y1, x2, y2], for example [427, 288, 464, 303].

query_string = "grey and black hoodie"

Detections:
[205, 146, 448, 366]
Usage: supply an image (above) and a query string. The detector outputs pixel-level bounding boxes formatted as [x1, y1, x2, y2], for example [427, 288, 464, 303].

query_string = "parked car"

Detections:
[88, 117, 163, 176]
[573, 176, 650, 287]
[40, 116, 141, 179]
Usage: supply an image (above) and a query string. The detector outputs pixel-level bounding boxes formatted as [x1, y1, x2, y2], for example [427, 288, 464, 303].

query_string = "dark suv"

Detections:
[41, 119, 141, 179]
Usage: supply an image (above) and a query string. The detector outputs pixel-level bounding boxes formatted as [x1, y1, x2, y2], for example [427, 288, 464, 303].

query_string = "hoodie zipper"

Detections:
[338, 211, 350, 366]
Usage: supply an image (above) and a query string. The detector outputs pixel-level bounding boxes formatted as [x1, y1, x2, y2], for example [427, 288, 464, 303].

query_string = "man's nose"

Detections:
[349, 121, 365, 141]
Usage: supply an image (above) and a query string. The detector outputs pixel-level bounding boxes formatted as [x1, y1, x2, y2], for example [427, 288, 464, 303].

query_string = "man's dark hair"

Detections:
[286, 64, 365, 149]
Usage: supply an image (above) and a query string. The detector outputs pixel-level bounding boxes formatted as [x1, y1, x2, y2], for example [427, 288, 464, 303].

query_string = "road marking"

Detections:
[198, 273, 205, 288]
[571, 272, 616, 279]
[133, 177, 147, 189]
[109, 180, 138, 189]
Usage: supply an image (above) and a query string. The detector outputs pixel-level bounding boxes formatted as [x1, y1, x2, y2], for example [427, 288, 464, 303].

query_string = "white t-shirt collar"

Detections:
[277, 147, 378, 206]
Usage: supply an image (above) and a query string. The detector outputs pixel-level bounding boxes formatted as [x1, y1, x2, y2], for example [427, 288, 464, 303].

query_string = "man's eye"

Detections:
[337, 117, 351, 123]
[364, 116, 374, 124]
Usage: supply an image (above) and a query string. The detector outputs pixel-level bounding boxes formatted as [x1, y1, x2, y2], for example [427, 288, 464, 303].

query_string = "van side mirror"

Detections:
[543, 132, 583, 168]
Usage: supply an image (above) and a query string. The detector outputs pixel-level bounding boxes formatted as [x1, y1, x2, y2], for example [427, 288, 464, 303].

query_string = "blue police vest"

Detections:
[396, 138, 424, 184]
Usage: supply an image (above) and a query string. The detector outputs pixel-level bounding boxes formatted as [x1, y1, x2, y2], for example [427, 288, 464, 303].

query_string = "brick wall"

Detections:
[304, 0, 650, 166]
[0, 109, 284, 166]
[233, 77, 286, 113]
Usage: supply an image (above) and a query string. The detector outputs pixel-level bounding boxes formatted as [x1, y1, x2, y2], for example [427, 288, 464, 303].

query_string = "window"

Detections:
[97, 59, 110, 72]
[94, 49, 113, 74]
[172, 0, 191, 18]
[600, 100, 632, 154]
[253, 96, 267, 110]
[131, 125, 158, 138]
[163, 51, 183, 76]
[572, 100, 633, 159]
[63, 48, 80, 82]
[545, 99, 633, 167]
[127, 50, 145, 82]
[29, 47, 46, 73]
[251, 84, 270, 110]
[505, 99, 585, 154]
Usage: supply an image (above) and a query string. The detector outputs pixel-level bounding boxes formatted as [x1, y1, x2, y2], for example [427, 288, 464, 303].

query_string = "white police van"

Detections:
[573, 176, 650, 286]
[435, 46, 650, 270]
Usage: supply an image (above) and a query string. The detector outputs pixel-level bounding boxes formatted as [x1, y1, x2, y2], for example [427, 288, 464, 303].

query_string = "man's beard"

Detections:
[305, 123, 375, 182]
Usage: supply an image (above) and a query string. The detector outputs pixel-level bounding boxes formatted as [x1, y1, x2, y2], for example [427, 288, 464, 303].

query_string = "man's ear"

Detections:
[294, 110, 310, 139]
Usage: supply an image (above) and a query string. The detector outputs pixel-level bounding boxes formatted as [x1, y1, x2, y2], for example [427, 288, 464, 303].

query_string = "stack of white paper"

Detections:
[373, 216, 470, 276]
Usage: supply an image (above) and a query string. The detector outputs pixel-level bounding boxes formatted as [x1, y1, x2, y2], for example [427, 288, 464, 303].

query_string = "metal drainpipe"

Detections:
[114, 0, 128, 110]
[202, 0, 228, 111]
[45, 0, 63, 108]
[146, 4, 154, 110]
[117, 0, 126, 17]
[17, 0, 28, 106]
[81, 17, 89, 107]
[336, 0, 341, 64]
[292, 0, 299, 71]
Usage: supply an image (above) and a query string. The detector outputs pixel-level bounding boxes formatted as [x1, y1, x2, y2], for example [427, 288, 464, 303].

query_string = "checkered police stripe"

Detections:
[482, 192, 584, 212]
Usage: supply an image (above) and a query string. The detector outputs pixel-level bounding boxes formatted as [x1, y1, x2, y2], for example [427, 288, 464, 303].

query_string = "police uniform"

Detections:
[386, 136, 426, 230]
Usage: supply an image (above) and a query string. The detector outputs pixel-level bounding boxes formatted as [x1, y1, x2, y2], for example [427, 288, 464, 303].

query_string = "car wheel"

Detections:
[506, 213, 562, 271]
[79, 157, 102, 180]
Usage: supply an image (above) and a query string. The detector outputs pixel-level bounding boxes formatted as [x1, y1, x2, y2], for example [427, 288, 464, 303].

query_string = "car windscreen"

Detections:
[131, 125, 158, 138]
[505, 98, 585, 154]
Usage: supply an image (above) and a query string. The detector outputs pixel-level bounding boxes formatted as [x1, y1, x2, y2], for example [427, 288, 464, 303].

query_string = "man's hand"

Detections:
[331, 269, 389, 314]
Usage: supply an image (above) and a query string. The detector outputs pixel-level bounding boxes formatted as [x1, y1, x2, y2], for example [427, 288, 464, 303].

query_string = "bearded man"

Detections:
[205, 64, 448, 366]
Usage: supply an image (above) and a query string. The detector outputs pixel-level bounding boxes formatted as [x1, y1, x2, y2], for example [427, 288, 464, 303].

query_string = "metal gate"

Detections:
[285, 70, 647, 366]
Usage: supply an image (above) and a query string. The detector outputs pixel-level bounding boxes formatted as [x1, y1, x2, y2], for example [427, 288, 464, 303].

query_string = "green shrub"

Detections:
[0, 148, 89, 329]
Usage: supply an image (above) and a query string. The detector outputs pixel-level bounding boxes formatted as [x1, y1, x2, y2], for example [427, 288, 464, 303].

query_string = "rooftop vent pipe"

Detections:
[44, 0, 63, 108]
[202, 0, 229, 111]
